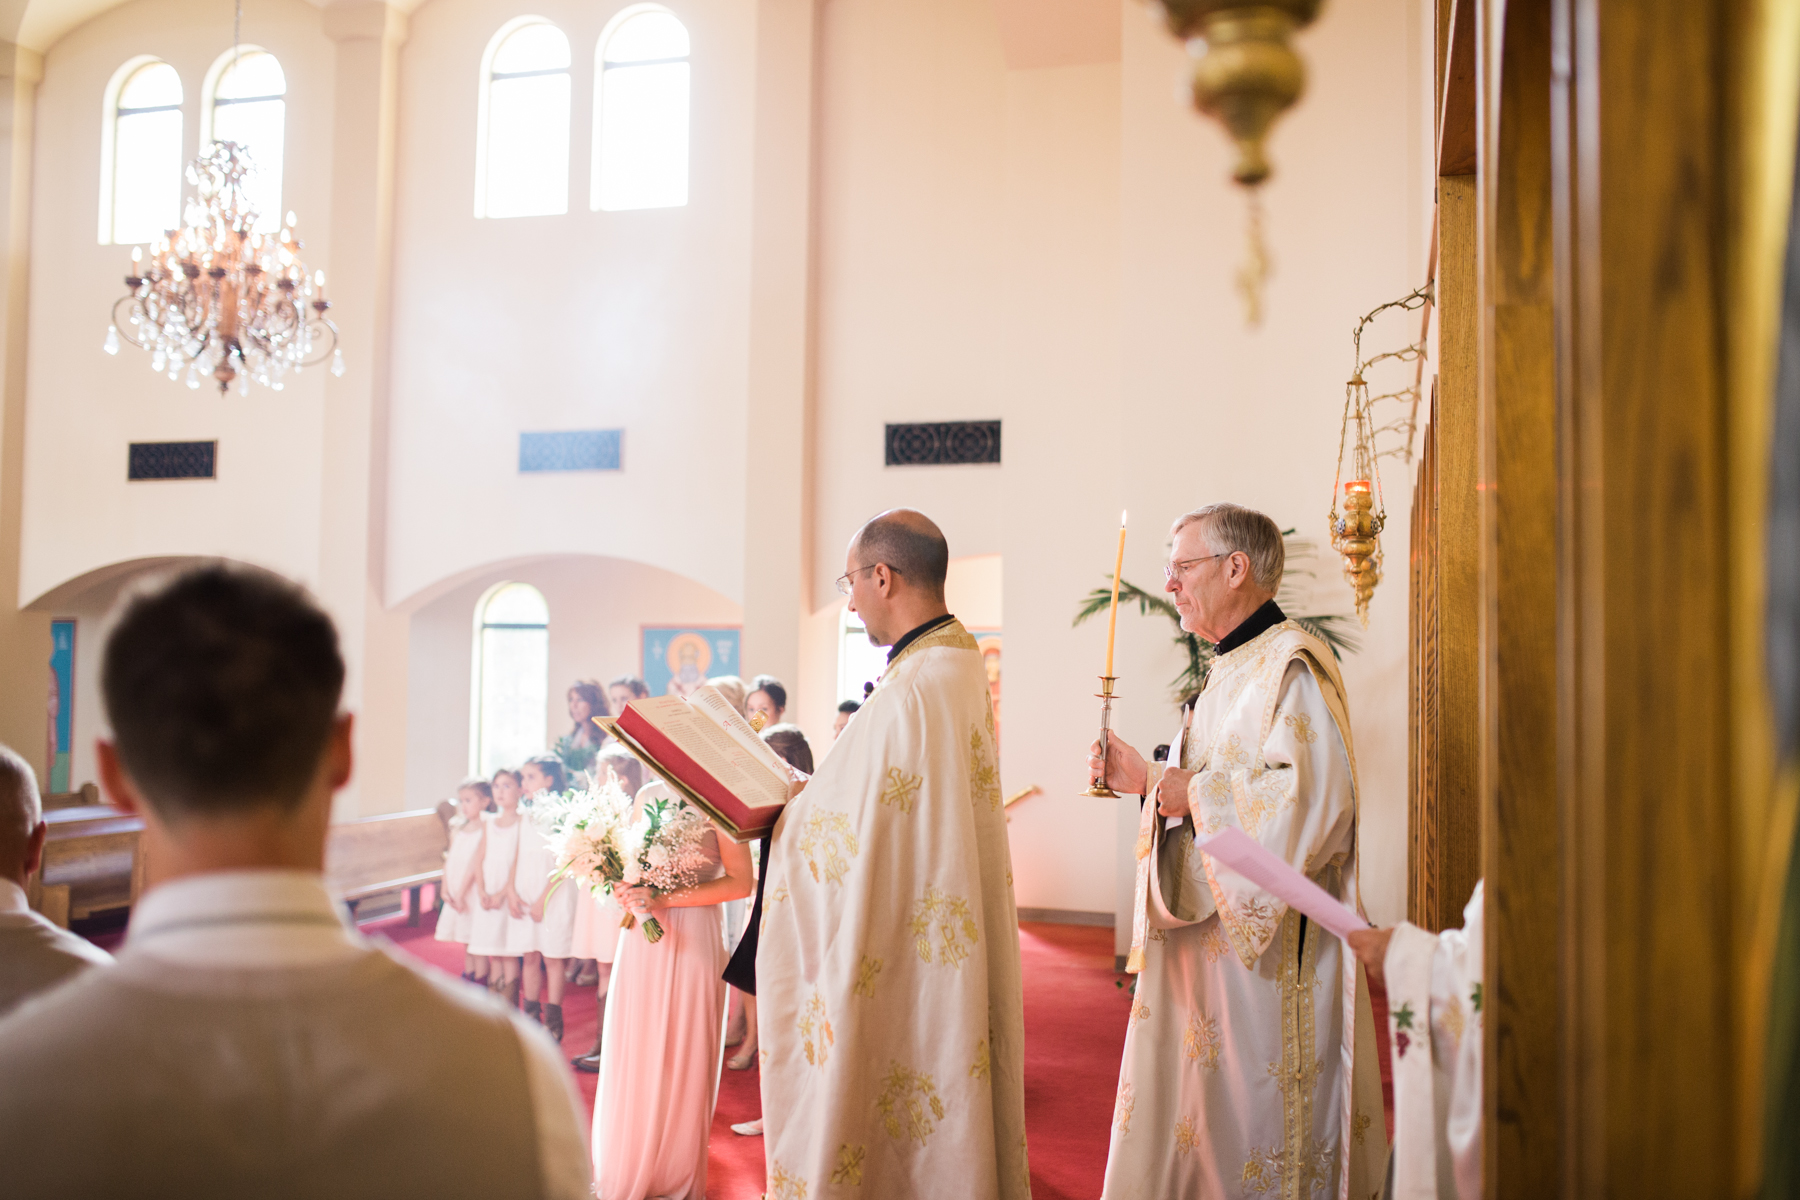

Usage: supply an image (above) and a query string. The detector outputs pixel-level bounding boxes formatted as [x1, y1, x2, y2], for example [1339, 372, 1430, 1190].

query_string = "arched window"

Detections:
[476, 19, 571, 218]
[592, 5, 689, 212]
[101, 59, 183, 245]
[472, 582, 550, 776]
[204, 48, 286, 233]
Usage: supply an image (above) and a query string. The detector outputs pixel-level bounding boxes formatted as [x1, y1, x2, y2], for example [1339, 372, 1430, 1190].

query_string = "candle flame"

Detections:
[1121, 509, 1128, 526]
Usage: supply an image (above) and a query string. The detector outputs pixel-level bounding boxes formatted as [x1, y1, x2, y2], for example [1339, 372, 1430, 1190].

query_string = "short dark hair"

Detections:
[101, 563, 344, 817]
[749, 675, 788, 712]
[522, 755, 567, 794]
[608, 675, 650, 699]
[853, 511, 948, 598]
[836, 699, 861, 715]
[761, 723, 814, 775]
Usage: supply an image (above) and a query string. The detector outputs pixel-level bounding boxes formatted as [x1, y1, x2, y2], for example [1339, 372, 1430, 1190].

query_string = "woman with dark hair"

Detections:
[557, 681, 610, 777]
[745, 675, 787, 728]
[722, 723, 813, 1128]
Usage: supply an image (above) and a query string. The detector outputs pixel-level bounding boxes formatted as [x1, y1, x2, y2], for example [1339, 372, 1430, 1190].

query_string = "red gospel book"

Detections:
[596, 685, 792, 842]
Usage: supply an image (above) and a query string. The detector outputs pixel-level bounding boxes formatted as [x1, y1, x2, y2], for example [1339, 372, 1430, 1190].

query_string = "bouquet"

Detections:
[534, 779, 714, 943]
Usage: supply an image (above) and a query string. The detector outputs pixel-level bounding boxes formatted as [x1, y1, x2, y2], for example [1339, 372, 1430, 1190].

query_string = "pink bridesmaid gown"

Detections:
[590, 829, 727, 1200]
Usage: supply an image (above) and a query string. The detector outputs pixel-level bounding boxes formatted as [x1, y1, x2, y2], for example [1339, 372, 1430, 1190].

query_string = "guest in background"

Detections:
[0, 564, 590, 1196]
[723, 722, 814, 1128]
[704, 675, 749, 717]
[515, 755, 576, 1042]
[746, 675, 787, 728]
[468, 767, 526, 1007]
[702, 676, 756, 1048]
[559, 681, 610, 781]
[591, 771, 755, 1199]
[436, 779, 491, 986]
[607, 676, 649, 721]
[571, 747, 641, 1073]
[0, 744, 111, 1017]
[833, 699, 860, 739]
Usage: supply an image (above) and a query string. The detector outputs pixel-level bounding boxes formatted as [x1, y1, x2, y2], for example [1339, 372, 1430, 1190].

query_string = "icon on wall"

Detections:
[47, 620, 75, 793]
[970, 628, 1001, 750]
[643, 626, 741, 699]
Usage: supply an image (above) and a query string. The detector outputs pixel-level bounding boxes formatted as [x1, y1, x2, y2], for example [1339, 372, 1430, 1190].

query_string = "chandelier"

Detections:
[103, 140, 341, 395]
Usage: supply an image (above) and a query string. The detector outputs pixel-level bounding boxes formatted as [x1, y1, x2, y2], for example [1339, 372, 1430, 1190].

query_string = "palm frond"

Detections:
[1292, 614, 1362, 660]
[1073, 579, 1181, 627]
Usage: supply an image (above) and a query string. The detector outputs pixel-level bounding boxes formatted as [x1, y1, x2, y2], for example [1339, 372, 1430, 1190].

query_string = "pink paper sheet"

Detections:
[1194, 826, 1369, 939]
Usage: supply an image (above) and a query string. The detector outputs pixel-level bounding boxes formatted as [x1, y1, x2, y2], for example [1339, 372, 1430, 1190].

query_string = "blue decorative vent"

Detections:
[519, 429, 623, 473]
[128, 441, 216, 481]
[885, 421, 1001, 467]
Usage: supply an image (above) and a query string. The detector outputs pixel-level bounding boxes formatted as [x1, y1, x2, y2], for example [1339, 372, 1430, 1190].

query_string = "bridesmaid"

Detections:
[590, 780, 755, 1199]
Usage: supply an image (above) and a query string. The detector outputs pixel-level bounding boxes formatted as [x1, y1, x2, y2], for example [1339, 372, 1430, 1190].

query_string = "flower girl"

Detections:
[515, 755, 578, 1041]
[467, 767, 525, 1007]
[436, 778, 491, 985]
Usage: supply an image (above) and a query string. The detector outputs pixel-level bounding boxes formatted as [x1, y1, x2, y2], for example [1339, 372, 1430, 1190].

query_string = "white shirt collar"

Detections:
[0, 876, 28, 915]
[126, 869, 365, 968]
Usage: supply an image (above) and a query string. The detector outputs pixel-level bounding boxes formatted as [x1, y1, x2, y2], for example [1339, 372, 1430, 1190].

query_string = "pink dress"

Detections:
[590, 828, 727, 1200]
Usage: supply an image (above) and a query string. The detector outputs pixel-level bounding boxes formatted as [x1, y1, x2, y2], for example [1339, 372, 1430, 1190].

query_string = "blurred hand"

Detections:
[1087, 736, 1148, 795]
[530, 896, 546, 923]
[1154, 767, 1194, 818]
[506, 891, 526, 919]
[617, 885, 657, 917]
[1346, 926, 1395, 991]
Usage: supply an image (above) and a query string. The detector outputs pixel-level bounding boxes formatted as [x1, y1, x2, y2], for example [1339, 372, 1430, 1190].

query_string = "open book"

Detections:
[594, 685, 793, 842]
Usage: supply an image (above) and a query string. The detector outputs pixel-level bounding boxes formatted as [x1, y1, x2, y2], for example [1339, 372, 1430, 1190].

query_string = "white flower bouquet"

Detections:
[535, 780, 713, 943]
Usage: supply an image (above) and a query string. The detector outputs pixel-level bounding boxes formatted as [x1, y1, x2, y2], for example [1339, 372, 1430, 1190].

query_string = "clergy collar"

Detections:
[887, 613, 957, 663]
[1212, 598, 1286, 656]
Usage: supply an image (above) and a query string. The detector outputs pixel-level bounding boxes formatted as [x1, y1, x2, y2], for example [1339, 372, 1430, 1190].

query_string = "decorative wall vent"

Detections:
[884, 420, 1001, 467]
[519, 430, 623, 473]
[128, 440, 216, 481]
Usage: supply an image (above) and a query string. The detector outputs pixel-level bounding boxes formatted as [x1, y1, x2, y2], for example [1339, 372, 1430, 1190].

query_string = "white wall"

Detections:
[383, 0, 757, 609]
[403, 552, 739, 809]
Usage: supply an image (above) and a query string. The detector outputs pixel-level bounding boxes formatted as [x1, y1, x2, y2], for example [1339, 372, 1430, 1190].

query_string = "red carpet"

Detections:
[372, 911, 1129, 1199]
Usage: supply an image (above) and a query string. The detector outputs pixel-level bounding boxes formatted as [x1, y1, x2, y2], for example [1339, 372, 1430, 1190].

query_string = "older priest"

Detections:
[1090, 504, 1384, 1200]
[758, 509, 1029, 1200]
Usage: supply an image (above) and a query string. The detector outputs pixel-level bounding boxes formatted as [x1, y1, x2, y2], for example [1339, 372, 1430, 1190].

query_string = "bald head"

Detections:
[851, 508, 949, 601]
[0, 744, 41, 884]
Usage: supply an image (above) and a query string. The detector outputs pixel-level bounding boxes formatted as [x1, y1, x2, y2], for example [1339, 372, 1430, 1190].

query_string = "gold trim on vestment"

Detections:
[880, 618, 979, 681]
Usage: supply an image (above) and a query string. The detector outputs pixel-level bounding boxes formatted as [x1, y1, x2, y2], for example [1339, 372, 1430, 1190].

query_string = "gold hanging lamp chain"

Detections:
[1236, 187, 1270, 327]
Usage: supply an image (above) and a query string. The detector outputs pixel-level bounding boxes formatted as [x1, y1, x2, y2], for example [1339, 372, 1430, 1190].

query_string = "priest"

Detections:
[757, 508, 1029, 1199]
[1089, 503, 1384, 1200]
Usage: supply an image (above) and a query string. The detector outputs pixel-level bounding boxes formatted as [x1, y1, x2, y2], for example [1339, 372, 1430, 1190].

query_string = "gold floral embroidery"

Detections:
[831, 1144, 865, 1186]
[910, 886, 979, 969]
[1283, 712, 1319, 744]
[876, 1062, 946, 1145]
[768, 1160, 809, 1199]
[882, 767, 922, 814]
[1441, 994, 1466, 1045]
[1113, 1081, 1136, 1134]
[970, 1038, 991, 1081]
[1220, 894, 1282, 967]
[970, 723, 1001, 811]
[1240, 1139, 1334, 1196]
[1197, 919, 1230, 964]
[1148, 926, 1167, 942]
[1175, 1116, 1198, 1156]
[1235, 770, 1295, 839]
[854, 955, 883, 998]
[1215, 732, 1251, 767]
[1184, 1012, 1221, 1072]
[1131, 999, 1151, 1023]
[1352, 1111, 1373, 1145]
[799, 811, 858, 885]
[798, 991, 834, 1067]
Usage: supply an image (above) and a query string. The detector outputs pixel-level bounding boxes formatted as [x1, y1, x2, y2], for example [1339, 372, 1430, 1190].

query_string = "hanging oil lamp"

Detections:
[1329, 370, 1385, 626]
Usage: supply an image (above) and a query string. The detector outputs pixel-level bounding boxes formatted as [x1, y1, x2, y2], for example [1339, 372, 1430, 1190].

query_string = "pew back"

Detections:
[324, 808, 450, 922]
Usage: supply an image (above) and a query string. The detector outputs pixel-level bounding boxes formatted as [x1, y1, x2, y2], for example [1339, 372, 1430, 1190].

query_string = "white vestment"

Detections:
[758, 618, 1029, 1200]
[1382, 883, 1482, 1200]
[1103, 620, 1385, 1200]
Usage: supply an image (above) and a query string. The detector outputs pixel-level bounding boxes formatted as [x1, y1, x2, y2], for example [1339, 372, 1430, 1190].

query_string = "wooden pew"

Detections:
[41, 782, 101, 811]
[27, 804, 145, 929]
[324, 808, 450, 923]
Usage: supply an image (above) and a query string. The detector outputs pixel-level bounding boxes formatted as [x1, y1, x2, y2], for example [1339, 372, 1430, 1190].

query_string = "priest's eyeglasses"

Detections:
[1164, 553, 1227, 581]
[835, 564, 883, 595]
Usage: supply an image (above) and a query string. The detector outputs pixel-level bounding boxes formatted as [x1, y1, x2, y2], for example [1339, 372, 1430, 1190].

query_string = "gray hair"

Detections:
[0, 743, 40, 876]
[1172, 504, 1284, 592]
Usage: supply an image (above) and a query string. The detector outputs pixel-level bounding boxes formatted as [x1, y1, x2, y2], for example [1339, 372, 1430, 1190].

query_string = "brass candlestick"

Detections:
[1082, 676, 1121, 798]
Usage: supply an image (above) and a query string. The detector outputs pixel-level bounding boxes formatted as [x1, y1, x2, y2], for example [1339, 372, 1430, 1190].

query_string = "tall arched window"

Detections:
[472, 582, 550, 776]
[204, 49, 286, 233]
[476, 19, 571, 218]
[592, 5, 689, 212]
[101, 59, 183, 245]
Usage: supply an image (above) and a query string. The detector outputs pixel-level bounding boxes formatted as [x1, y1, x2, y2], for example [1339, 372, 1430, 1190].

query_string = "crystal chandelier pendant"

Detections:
[103, 141, 341, 395]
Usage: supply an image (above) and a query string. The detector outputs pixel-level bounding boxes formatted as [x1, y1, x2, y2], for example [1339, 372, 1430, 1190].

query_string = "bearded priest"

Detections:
[1088, 503, 1385, 1200]
[757, 509, 1029, 1200]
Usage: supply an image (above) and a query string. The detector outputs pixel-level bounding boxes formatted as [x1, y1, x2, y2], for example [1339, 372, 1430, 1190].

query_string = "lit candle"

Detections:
[1104, 510, 1127, 678]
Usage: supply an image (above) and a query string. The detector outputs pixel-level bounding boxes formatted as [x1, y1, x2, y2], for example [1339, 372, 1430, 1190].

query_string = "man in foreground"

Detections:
[1090, 503, 1384, 1199]
[758, 508, 1030, 1199]
[0, 744, 112, 1015]
[0, 563, 590, 1199]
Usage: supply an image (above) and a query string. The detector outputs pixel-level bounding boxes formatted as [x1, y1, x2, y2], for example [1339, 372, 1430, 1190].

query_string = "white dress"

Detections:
[434, 820, 485, 944]
[467, 815, 522, 957]
[510, 812, 577, 958]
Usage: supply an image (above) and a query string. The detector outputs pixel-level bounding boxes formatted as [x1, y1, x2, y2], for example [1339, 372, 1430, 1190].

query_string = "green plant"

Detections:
[1073, 531, 1361, 705]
